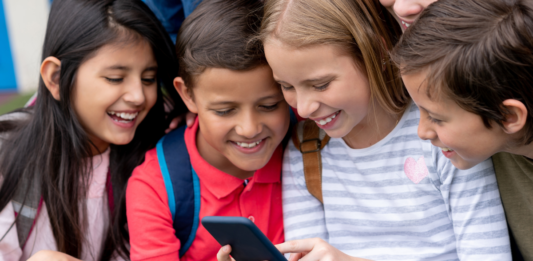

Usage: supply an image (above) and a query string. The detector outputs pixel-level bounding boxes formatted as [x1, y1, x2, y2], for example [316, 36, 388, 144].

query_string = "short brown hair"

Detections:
[176, 0, 266, 87]
[392, 0, 533, 144]
[258, 0, 409, 116]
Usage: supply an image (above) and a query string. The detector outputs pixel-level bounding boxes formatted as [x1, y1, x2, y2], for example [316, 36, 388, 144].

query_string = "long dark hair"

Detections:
[0, 0, 184, 259]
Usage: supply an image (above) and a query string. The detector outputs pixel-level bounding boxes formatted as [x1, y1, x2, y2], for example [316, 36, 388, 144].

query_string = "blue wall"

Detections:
[0, 0, 17, 91]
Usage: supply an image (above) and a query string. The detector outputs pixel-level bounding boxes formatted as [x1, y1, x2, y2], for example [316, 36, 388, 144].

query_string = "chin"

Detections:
[110, 136, 135, 146]
[324, 128, 350, 139]
[450, 157, 480, 170]
[233, 158, 270, 172]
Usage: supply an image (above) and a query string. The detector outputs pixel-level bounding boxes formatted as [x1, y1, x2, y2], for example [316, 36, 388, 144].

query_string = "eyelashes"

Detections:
[427, 115, 442, 124]
[280, 82, 331, 92]
[213, 102, 281, 116]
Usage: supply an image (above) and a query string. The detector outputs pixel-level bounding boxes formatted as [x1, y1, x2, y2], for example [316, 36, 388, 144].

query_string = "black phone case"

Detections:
[202, 216, 287, 261]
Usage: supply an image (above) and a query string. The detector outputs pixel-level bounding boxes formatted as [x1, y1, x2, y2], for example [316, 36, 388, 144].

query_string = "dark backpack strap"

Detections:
[156, 125, 201, 257]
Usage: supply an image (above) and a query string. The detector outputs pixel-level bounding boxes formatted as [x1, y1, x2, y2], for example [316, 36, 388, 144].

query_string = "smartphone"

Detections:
[201, 216, 287, 261]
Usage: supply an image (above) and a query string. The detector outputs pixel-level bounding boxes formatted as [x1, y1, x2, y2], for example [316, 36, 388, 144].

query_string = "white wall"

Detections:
[3, 0, 49, 93]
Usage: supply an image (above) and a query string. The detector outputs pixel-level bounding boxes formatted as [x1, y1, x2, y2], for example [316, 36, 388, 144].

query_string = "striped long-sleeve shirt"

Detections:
[282, 104, 511, 260]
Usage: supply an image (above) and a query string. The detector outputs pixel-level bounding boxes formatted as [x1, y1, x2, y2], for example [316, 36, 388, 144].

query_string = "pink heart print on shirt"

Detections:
[404, 157, 429, 184]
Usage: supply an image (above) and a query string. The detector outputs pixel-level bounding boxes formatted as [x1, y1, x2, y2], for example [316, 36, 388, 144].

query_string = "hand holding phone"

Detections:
[202, 216, 287, 261]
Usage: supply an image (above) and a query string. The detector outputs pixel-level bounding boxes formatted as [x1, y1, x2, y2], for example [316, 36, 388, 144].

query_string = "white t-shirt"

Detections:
[0, 149, 124, 261]
[282, 103, 511, 260]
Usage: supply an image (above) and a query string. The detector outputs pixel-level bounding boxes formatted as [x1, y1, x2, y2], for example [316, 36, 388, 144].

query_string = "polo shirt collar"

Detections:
[184, 118, 282, 199]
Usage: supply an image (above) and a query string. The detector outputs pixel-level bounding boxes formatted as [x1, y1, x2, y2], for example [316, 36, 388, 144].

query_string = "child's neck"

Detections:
[196, 130, 255, 180]
[506, 141, 533, 161]
[342, 104, 402, 149]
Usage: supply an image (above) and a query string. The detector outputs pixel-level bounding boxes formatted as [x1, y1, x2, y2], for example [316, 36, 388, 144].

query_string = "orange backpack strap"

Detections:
[291, 120, 330, 204]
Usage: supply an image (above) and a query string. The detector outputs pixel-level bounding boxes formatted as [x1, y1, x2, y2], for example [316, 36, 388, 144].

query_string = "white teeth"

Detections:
[401, 21, 411, 27]
[315, 112, 338, 126]
[107, 111, 139, 121]
[236, 140, 262, 148]
[441, 147, 454, 152]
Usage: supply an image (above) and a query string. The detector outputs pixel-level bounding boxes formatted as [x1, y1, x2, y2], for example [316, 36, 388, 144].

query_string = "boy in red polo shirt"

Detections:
[126, 0, 290, 260]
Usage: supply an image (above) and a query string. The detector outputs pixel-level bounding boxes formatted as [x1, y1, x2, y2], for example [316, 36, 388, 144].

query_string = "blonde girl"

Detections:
[219, 0, 510, 260]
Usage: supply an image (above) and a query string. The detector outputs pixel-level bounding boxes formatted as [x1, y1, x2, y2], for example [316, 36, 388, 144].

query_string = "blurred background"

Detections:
[0, 0, 49, 113]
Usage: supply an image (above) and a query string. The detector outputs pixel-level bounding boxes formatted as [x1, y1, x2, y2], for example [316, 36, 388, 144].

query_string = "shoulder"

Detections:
[127, 148, 164, 197]
[131, 148, 160, 177]
[0, 200, 22, 259]
[0, 111, 31, 122]
[493, 152, 533, 171]
[493, 152, 533, 190]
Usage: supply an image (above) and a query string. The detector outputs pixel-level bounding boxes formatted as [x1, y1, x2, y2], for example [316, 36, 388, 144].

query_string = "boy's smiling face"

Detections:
[176, 65, 290, 178]
[402, 70, 509, 170]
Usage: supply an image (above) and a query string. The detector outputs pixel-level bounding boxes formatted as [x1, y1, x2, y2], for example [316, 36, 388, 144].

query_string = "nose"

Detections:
[123, 79, 146, 106]
[394, 0, 426, 19]
[235, 111, 263, 139]
[294, 90, 320, 119]
[417, 116, 437, 141]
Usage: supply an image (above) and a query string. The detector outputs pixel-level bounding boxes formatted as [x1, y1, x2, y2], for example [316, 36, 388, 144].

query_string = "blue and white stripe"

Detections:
[282, 103, 511, 260]
[0, 0, 49, 92]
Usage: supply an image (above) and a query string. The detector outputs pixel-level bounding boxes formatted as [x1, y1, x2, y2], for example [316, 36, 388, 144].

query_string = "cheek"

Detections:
[436, 127, 466, 150]
[379, 0, 395, 8]
[203, 118, 232, 145]
[281, 90, 297, 108]
[271, 107, 291, 135]
[145, 87, 158, 111]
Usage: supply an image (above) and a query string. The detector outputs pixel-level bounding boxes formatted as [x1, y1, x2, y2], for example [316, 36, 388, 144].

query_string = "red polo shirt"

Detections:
[127, 119, 284, 261]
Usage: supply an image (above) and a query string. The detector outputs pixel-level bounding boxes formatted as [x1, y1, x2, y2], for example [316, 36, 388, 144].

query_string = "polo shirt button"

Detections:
[248, 216, 255, 223]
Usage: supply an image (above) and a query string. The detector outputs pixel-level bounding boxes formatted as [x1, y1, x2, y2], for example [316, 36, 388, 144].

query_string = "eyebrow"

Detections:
[103, 65, 158, 71]
[209, 94, 283, 106]
[419, 105, 445, 118]
[275, 74, 336, 86]
[301, 74, 336, 85]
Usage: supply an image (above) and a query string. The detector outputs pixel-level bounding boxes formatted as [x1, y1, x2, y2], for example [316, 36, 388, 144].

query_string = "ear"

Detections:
[40, 56, 61, 100]
[174, 77, 198, 113]
[501, 99, 528, 134]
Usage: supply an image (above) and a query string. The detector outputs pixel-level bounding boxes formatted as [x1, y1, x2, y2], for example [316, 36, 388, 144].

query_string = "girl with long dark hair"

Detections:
[0, 0, 184, 260]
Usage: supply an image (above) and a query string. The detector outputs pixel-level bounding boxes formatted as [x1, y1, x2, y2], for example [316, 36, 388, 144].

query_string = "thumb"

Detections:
[216, 245, 236, 261]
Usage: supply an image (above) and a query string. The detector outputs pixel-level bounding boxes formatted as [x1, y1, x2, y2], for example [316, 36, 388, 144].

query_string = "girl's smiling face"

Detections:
[380, 0, 438, 31]
[72, 39, 158, 153]
[264, 39, 373, 140]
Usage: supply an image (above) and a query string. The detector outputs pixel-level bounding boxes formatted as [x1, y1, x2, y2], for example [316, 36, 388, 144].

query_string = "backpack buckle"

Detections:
[299, 138, 321, 154]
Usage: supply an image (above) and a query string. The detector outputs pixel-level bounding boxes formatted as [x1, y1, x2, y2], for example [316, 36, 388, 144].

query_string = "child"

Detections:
[379, 0, 437, 32]
[219, 0, 512, 260]
[126, 0, 290, 260]
[0, 0, 181, 260]
[392, 0, 533, 259]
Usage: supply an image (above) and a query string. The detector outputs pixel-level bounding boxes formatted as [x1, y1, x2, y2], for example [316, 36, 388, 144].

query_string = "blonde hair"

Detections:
[259, 0, 409, 115]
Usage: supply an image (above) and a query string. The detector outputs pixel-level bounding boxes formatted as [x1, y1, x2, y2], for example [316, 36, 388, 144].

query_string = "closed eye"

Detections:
[105, 77, 123, 84]
[428, 115, 442, 124]
[260, 103, 279, 111]
[142, 78, 156, 84]
[314, 82, 330, 91]
[214, 109, 234, 116]
[281, 85, 294, 91]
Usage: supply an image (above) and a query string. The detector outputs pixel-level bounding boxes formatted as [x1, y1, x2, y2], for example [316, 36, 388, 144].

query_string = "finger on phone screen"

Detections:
[276, 239, 315, 254]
